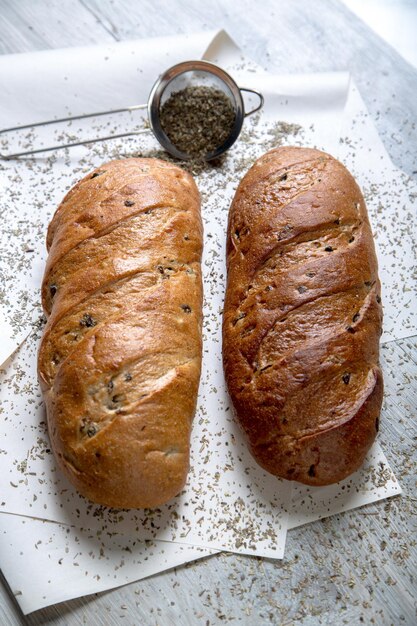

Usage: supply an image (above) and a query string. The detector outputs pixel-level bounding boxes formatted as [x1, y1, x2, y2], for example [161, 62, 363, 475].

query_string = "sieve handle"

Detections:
[0, 104, 148, 160]
[0, 129, 151, 160]
[240, 88, 264, 117]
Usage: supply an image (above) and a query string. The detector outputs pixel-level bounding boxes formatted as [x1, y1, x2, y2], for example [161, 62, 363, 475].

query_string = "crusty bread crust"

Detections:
[223, 147, 383, 485]
[38, 158, 203, 508]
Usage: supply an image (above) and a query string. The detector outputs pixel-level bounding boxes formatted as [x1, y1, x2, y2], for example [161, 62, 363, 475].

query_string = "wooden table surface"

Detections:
[0, 1, 416, 624]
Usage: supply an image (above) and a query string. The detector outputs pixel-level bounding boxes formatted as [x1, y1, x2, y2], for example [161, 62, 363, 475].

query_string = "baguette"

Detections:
[223, 146, 383, 485]
[38, 157, 203, 508]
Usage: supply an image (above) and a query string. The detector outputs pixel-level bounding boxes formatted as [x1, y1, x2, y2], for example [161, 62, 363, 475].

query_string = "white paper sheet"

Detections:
[0, 29, 353, 560]
[0, 298, 290, 558]
[336, 81, 417, 343]
[0, 441, 400, 615]
[0, 29, 408, 615]
[0, 512, 217, 615]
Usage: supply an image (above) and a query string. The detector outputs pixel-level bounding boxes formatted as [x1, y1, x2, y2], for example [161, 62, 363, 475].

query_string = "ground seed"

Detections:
[159, 85, 236, 158]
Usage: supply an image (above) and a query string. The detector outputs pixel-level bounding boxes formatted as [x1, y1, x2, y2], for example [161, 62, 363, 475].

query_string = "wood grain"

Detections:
[0, 1, 416, 624]
[0, 0, 115, 53]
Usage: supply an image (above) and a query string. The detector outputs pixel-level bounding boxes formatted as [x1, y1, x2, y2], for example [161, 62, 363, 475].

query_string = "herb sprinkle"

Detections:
[159, 85, 236, 158]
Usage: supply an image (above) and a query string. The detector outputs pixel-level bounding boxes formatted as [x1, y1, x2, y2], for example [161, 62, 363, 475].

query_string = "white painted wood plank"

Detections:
[342, 0, 417, 69]
[0, 0, 114, 54]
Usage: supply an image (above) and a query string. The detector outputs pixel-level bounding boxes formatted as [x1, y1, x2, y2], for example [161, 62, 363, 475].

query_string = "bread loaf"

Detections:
[38, 158, 203, 508]
[223, 146, 383, 486]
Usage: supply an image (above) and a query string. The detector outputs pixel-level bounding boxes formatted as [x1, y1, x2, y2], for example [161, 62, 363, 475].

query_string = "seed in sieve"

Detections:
[159, 85, 236, 158]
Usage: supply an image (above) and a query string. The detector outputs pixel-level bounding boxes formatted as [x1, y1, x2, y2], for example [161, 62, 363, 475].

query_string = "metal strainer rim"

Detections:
[147, 60, 245, 161]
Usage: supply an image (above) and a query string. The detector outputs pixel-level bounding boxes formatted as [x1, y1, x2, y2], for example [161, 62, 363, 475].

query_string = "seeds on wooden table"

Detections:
[159, 85, 236, 158]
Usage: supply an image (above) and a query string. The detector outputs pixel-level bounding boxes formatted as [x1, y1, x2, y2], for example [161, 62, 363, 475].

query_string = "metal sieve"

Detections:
[0, 60, 263, 161]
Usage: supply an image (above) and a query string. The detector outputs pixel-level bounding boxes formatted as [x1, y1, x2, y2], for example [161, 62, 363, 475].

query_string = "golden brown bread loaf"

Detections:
[223, 146, 383, 486]
[38, 157, 203, 508]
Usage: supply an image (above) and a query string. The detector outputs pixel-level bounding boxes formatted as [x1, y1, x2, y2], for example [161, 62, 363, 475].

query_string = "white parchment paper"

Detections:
[0, 29, 407, 614]
[0, 513, 217, 615]
[0, 29, 352, 560]
[336, 80, 417, 343]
